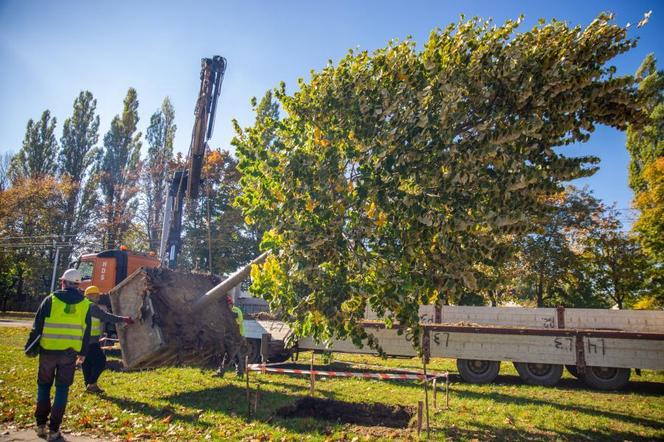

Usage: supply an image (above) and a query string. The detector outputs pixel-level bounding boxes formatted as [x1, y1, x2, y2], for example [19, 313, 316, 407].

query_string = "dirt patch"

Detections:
[276, 397, 413, 428]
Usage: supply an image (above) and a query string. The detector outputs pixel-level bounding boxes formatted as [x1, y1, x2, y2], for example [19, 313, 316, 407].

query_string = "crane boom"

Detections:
[159, 55, 227, 269]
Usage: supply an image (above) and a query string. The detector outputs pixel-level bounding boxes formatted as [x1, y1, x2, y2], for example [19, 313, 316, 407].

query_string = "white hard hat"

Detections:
[60, 268, 82, 284]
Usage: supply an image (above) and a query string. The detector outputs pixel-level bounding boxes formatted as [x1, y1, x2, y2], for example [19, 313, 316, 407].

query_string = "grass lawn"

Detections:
[1, 326, 663, 441]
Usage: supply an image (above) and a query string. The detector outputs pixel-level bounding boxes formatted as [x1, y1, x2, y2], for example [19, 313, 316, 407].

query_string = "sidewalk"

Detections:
[0, 428, 107, 442]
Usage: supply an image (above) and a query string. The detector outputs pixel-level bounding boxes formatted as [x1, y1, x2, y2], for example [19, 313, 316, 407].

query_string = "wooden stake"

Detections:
[446, 373, 450, 409]
[432, 378, 437, 409]
[422, 359, 430, 438]
[417, 400, 423, 437]
[253, 383, 260, 416]
[309, 352, 315, 396]
[245, 355, 251, 420]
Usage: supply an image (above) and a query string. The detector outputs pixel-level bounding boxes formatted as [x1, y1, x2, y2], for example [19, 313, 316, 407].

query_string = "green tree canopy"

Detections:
[58, 91, 101, 251]
[141, 97, 176, 251]
[97, 88, 142, 249]
[9, 110, 58, 182]
[237, 15, 646, 350]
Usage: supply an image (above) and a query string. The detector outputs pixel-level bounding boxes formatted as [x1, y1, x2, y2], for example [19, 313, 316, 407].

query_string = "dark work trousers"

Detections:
[35, 350, 76, 432]
[82, 343, 106, 385]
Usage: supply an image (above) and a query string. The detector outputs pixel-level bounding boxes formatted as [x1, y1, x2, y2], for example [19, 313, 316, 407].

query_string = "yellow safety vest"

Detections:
[41, 295, 91, 352]
[231, 306, 244, 336]
[91, 316, 103, 338]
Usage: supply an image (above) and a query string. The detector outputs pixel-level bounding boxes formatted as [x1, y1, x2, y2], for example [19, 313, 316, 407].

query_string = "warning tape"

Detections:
[247, 364, 448, 381]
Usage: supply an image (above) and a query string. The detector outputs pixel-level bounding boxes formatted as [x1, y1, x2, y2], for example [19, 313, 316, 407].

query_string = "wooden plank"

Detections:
[565, 309, 664, 333]
[299, 326, 664, 369]
[244, 319, 292, 341]
[368, 305, 664, 333]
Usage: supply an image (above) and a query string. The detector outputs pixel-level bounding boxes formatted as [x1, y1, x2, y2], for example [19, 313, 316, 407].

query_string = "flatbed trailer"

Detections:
[275, 305, 664, 390]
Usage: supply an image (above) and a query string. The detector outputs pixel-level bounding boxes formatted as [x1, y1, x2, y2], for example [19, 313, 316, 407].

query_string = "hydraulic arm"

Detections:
[159, 55, 227, 269]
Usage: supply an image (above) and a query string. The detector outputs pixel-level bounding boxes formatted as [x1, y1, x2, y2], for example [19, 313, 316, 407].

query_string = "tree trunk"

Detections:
[536, 273, 544, 307]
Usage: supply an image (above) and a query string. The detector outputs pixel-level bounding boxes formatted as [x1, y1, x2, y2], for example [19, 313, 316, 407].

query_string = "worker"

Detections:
[82, 285, 134, 394]
[24, 269, 91, 442]
[216, 295, 247, 377]
[228, 295, 245, 336]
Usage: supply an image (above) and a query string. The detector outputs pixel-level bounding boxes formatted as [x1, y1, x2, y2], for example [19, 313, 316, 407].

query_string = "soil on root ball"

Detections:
[276, 397, 413, 428]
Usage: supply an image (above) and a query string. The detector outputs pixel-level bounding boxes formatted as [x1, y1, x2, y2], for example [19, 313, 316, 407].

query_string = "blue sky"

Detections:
[1, 1, 661, 225]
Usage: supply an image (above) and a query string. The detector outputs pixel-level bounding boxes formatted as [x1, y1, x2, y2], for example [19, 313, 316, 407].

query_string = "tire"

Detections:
[514, 362, 563, 387]
[246, 338, 261, 364]
[456, 359, 500, 384]
[582, 366, 631, 390]
[565, 365, 579, 378]
[268, 350, 292, 363]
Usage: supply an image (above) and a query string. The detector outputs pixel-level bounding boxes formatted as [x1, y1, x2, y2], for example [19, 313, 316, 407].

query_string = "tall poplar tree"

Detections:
[9, 110, 58, 182]
[141, 97, 176, 251]
[59, 91, 100, 248]
[97, 88, 142, 250]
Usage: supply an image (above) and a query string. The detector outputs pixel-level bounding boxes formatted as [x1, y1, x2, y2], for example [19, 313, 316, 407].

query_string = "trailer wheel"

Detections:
[514, 362, 563, 386]
[583, 366, 630, 390]
[565, 365, 579, 378]
[456, 359, 500, 384]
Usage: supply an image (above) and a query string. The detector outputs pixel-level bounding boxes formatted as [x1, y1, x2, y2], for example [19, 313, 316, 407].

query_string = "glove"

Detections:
[123, 316, 135, 325]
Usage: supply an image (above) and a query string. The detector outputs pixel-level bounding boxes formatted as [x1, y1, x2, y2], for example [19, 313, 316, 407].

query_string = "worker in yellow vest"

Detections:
[24, 272, 134, 440]
[82, 285, 134, 393]
[24, 269, 91, 441]
[215, 296, 247, 377]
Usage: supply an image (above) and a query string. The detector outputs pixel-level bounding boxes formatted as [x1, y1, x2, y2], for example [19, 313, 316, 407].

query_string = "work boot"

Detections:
[47, 430, 62, 441]
[35, 424, 47, 438]
[86, 383, 104, 394]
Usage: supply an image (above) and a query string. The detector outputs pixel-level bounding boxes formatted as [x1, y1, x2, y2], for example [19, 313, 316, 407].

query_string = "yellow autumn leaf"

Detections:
[306, 198, 316, 212]
[376, 211, 387, 228]
[367, 201, 377, 219]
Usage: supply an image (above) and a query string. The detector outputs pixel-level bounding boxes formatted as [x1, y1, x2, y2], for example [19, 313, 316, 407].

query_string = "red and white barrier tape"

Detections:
[247, 364, 448, 381]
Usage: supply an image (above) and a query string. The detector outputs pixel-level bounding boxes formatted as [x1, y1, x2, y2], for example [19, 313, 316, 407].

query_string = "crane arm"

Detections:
[159, 55, 227, 269]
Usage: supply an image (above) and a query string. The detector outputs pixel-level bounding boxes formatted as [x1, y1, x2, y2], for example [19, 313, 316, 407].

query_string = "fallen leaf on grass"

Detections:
[161, 415, 172, 424]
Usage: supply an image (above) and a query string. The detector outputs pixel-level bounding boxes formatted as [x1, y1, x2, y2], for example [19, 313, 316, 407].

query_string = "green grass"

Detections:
[1, 326, 663, 441]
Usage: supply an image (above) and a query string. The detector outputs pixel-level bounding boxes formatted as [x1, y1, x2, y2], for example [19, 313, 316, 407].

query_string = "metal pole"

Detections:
[50, 241, 60, 293]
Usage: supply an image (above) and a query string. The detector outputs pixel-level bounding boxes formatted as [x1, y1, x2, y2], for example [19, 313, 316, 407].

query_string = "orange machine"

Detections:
[75, 249, 160, 293]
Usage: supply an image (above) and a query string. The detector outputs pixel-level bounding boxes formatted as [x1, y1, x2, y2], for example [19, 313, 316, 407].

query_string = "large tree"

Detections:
[140, 97, 176, 251]
[97, 88, 142, 250]
[626, 54, 663, 305]
[235, 15, 646, 349]
[9, 110, 58, 182]
[58, 91, 101, 250]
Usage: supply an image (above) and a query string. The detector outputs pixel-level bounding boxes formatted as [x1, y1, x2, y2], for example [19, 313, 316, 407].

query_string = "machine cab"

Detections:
[75, 248, 160, 293]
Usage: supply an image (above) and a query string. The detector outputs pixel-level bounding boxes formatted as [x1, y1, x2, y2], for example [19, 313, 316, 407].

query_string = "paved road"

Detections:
[0, 319, 31, 328]
[0, 428, 106, 442]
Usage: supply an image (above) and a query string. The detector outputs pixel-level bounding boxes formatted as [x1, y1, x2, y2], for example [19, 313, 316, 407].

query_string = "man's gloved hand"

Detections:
[123, 316, 135, 325]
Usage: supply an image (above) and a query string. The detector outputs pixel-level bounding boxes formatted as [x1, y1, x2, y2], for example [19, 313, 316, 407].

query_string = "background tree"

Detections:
[235, 15, 646, 349]
[181, 148, 259, 275]
[584, 208, 649, 308]
[626, 54, 663, 306]
[140, 97, 176, 251]
[8, 110, 58, 182]
[97, 88, 142, 250]
[514, 187, 604, 307]
[0, 153, 11, 192]
[58, 91, 101, 254]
